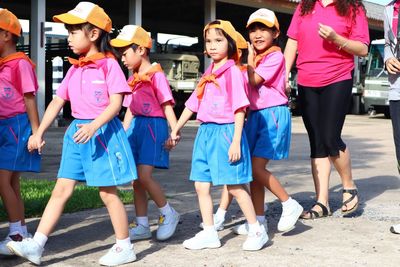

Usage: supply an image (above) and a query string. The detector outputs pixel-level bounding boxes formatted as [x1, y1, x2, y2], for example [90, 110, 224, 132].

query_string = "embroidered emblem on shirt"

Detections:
[142, 103, 152, 114]
[1, 87, 14, 100]
[94, 89, 103, 103]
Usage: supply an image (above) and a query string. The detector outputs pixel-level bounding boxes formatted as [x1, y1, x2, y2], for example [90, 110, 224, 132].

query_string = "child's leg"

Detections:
[10, 172, 26, 226]
[36, 178, 77, 237]
[0, 170, 24, 226]
[252, 157, 289, 202]
[195, 181, 213, 226]
[218, 185, 233, 211]
[227, 185, 257, 224]
[136, 165, 167, 209]
[99, 186, 129, 240]
[132, 179, 149, 217]
[249, 179, 266, 216]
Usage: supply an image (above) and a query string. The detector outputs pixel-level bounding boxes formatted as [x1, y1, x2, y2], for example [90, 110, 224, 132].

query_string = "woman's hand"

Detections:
[318, 23, 337, 41]
[386, 57, 400, 74]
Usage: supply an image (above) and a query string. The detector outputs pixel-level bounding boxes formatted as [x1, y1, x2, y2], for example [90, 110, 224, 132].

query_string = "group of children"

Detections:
[0, 2, 303, 266]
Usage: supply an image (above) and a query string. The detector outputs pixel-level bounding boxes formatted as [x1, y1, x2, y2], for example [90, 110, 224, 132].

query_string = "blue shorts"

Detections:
[126, 116, 169, 169]
[190, 123, 252, 186]
[0, 113, 41, 172]
[57, 117, 137, 187]
[245, 105, 291, 160]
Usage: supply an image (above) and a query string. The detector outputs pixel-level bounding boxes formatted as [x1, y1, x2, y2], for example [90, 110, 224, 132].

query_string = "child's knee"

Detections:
[51, 184, 74, 200]
[99, 187, 118, 202]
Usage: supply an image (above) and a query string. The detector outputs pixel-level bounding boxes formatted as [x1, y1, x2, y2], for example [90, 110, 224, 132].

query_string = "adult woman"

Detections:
[284, 0, 369, 218]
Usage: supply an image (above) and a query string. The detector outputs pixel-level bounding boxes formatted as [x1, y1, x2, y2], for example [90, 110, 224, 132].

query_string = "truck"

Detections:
[363, 39, 391, 118]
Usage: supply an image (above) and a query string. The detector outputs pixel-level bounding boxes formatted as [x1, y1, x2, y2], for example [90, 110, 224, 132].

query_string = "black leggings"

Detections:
[298, 79, 353, 158]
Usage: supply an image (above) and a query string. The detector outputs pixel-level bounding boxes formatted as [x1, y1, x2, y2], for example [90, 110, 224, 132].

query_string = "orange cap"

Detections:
[203, 20, 237, 44]
[110, 25, 152, 48]
[236, 31, 247, 50]
[53, 2, 112, 33]
[0, 9, 21, 37]
[246, 8, 280, 31]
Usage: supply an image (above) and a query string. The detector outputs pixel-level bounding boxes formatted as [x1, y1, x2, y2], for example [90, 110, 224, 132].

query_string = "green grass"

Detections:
[0, 179, 133, 222]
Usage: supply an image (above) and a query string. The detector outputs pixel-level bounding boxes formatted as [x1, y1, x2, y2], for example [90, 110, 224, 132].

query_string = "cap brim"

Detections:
[109, 38, 133, 48]
[246, 18, 275, 29]
[53, 13, 87, 25]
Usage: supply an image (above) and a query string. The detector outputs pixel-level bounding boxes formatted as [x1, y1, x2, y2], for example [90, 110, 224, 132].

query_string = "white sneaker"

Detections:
[390, 224, 400, 234]
[156, 208, 180, 241]
[183, 230, 221, 250]
[6, 238, 43, 265]
[242, 224, 268, 251]
[0, 232, 24, 256]
[199, 215, 225, 231]
[233, 220, 268, 235]
[278, 199, 304, 232]
[129, 223, 151, 241]
[98, 244, 136, 266]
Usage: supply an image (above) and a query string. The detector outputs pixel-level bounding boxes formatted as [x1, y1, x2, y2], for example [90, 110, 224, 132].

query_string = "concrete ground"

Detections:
[1, 114, 399, 267]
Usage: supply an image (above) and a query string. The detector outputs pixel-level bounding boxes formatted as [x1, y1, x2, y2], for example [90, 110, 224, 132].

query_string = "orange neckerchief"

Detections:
[196, 59, 235, 100]
[0, 52, 36, 68]
[254, 46, 281, 67]
[68, 52, 114, 67]
[238, 64, 247, 72]
[128, 63, 163, 91]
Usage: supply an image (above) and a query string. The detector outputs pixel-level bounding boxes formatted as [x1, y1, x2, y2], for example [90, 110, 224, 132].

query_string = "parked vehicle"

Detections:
[363, 39, 390, 118]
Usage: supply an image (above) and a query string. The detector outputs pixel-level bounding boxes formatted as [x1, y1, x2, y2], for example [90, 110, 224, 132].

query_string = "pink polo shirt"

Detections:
[248, 51, 287, 110]
[185, 59, 249, 124]
[0, 58, 38, 119]
[123, 71, 175, 118]
[287, 1, 369, 87]
[57, 57, 131, 119]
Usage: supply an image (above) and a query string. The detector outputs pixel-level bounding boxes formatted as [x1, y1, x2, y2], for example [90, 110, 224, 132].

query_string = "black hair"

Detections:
[205, 20, 237, 60]
[247, 22, 280, 46]
[65, 23, 118, 57]
[118, 43, 150, 56]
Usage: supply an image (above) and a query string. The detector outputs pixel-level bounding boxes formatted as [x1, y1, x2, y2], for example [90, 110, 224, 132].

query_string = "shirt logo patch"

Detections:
[1, 87, 14, 100]
[94, 89, 103, 103]
[142, 103, 152, 114]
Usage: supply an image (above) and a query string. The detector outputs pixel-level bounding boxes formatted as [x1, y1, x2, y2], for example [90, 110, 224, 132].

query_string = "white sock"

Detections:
[282, 197, 295, 207]
[248, 221, 261, 233]
[136, 216, 149, 227]
[256, 215, 266, 224]
[21, 225, 28, 237]
[159, 203, 173, 216]
[9, 221, 22, 234]
[33, 232, 48, 248]
[203, 225, 217, 233]
[215, 208, 226, 220]
[116, 237, 131, 248]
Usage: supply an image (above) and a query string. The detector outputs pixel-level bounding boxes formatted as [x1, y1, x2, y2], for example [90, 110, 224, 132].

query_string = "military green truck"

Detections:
[363, 39, 391, 118]
[150, 51, 200, 115]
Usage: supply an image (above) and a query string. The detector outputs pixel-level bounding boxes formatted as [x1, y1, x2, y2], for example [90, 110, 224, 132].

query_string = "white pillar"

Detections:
[31, 0, 46, 119]
[204, 0, 216, 71]
[129, 0, 142, 25]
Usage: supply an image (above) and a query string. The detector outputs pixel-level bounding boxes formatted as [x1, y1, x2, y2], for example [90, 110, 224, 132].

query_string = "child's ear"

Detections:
[89, 28, 101, 42]
[138, 46, 147, 56]
[273, 30, 280, 40]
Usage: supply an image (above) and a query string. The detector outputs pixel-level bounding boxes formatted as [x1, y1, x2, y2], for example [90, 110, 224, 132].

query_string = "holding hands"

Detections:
[28, 134, 45, 154]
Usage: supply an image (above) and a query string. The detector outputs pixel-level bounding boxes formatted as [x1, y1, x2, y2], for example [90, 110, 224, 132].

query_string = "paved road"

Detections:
[1, 115, 399, 266]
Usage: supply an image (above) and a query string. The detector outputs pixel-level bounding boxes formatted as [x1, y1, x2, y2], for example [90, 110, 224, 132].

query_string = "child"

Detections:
[0, 8, 40, 256]
[198, 31, 249, 231]
[170, 20, 267, 251]
[233, 8, 303, 235]
[109, 25, 180, 241]
[7, 2, 138, 266]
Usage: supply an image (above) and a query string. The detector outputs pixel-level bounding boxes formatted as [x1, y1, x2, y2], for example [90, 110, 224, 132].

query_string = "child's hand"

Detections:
[228, 141, 241, 163]
[168, 130, 181, 148]
[74, 123, 97, 144]
[28, 134, 45, 154]
[247, 42, 255, 65]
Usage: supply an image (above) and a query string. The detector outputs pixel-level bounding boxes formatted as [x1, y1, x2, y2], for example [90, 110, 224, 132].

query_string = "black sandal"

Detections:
[342, 188, 359, 215]
[300, 202, 331, 220]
